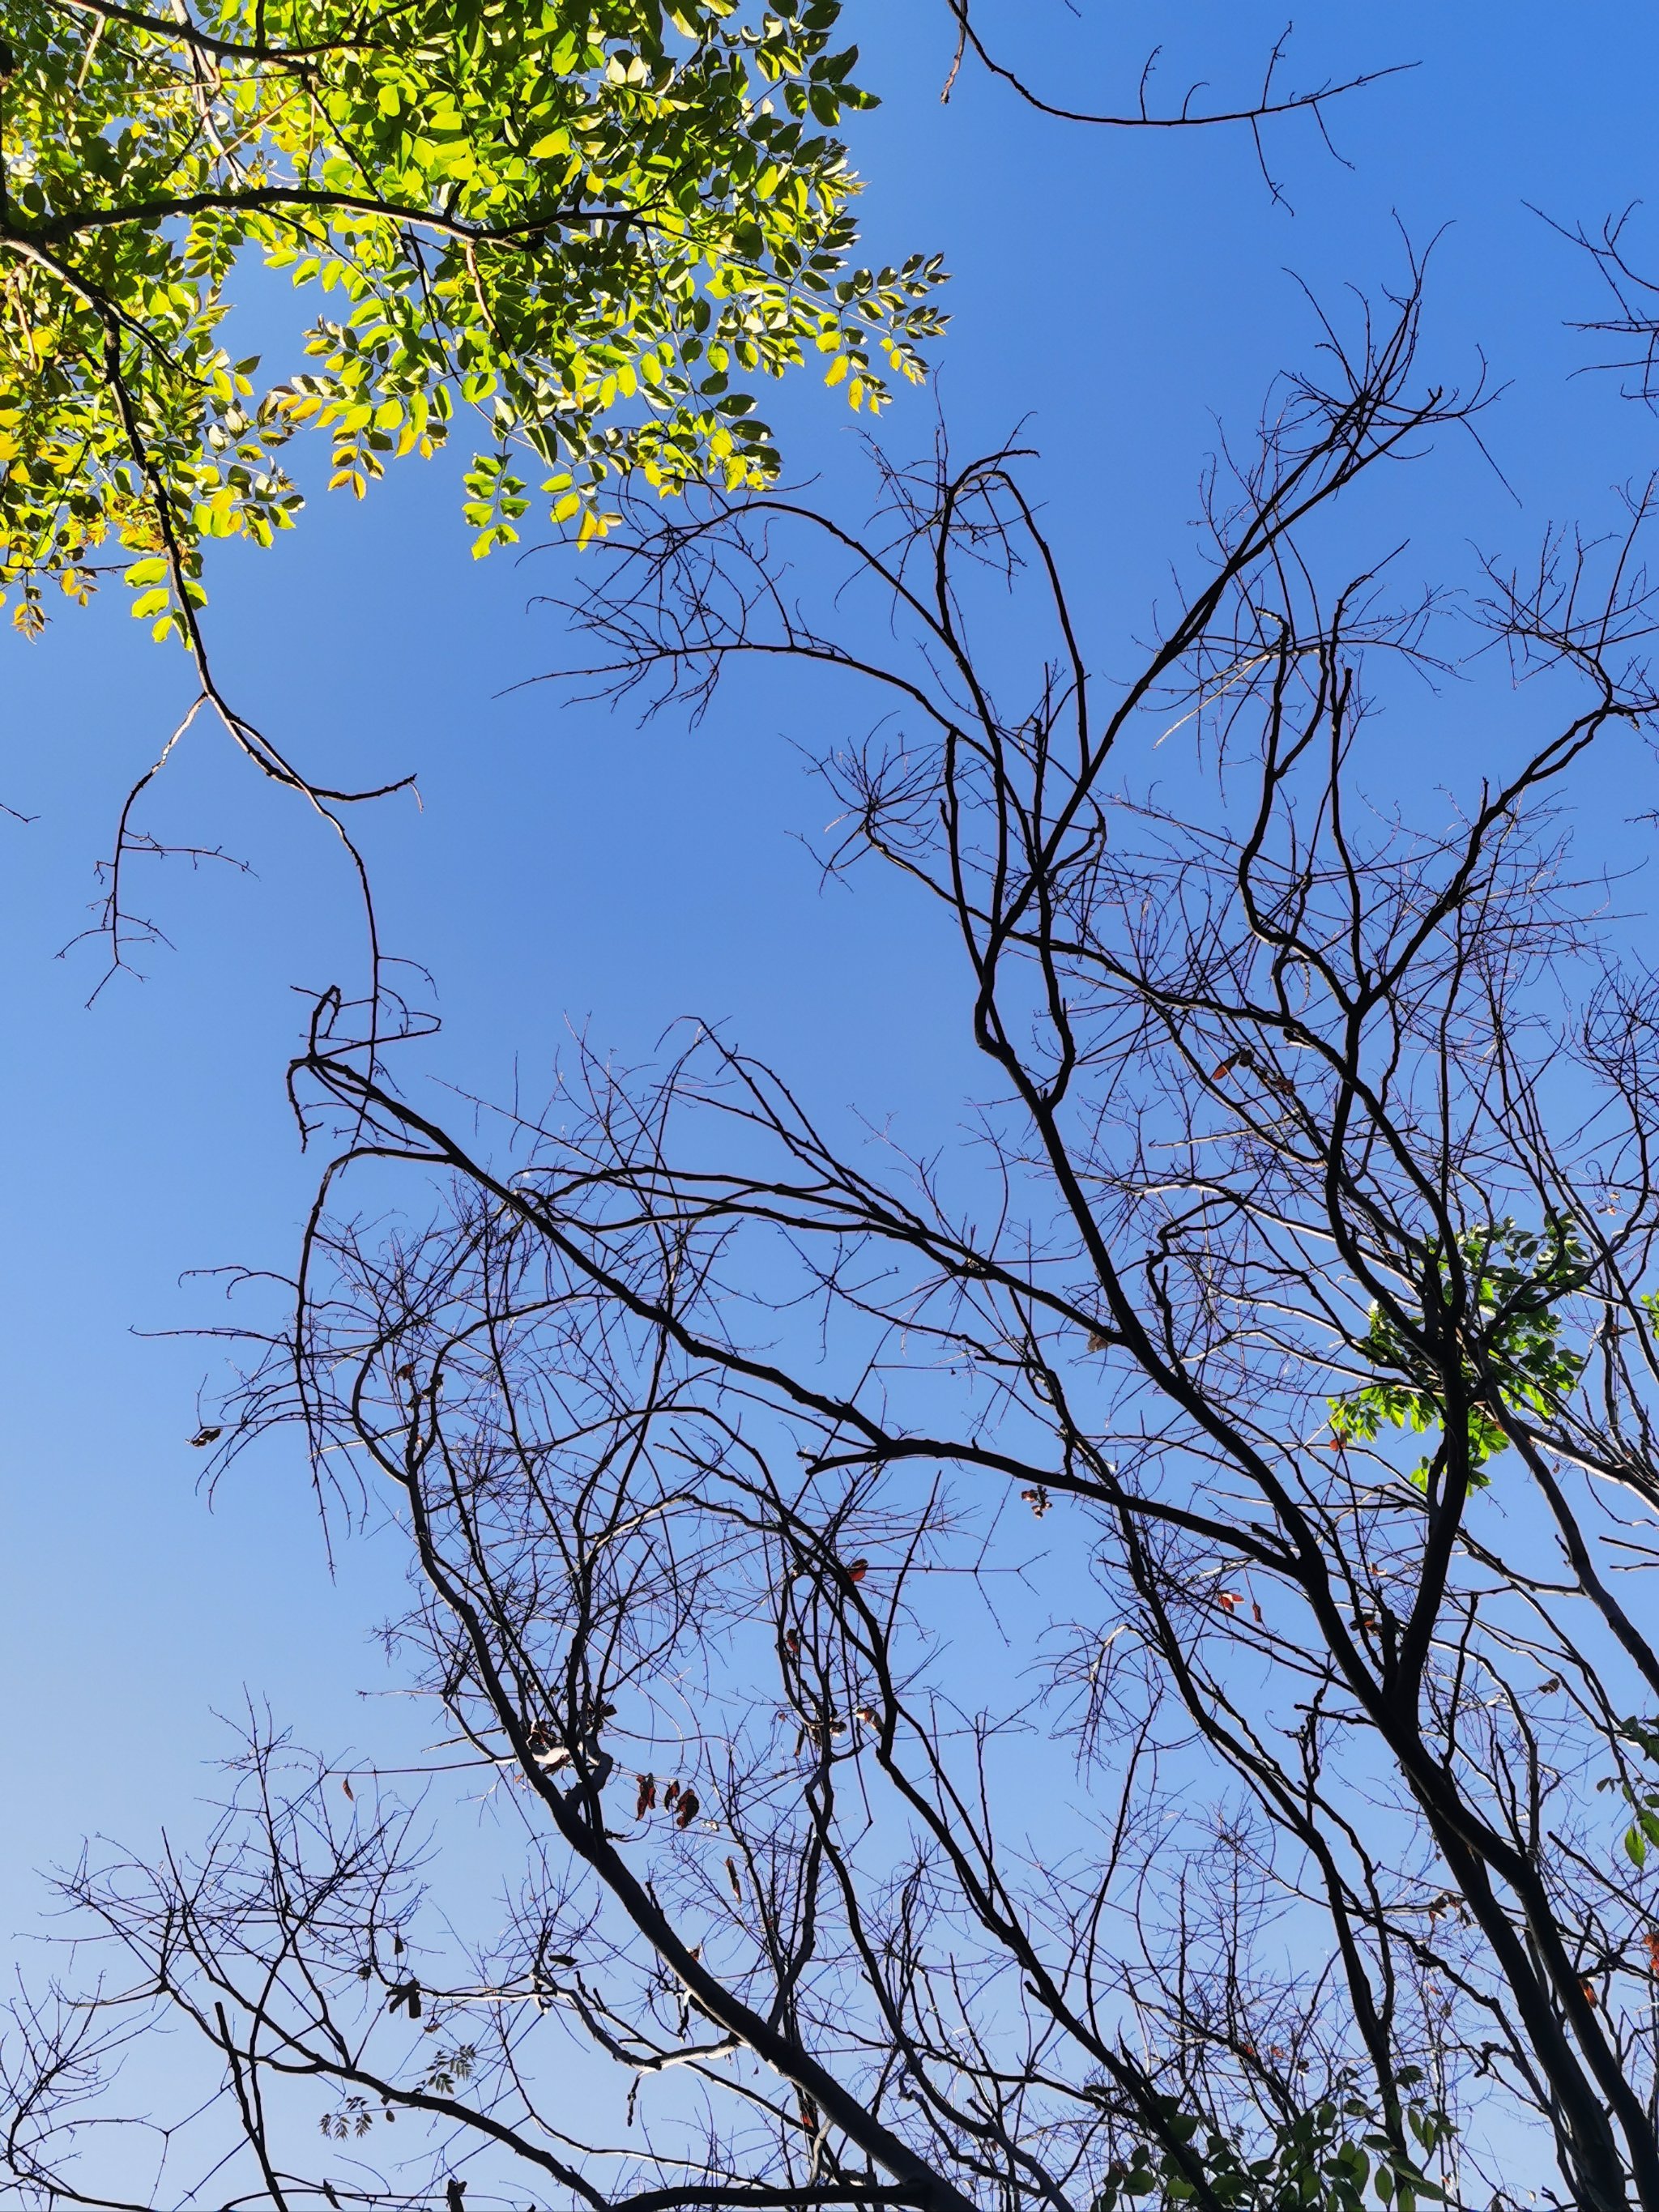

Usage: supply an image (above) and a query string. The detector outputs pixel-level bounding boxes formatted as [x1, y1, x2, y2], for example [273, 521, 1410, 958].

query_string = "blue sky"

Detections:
[3, 0, 1658, 1967]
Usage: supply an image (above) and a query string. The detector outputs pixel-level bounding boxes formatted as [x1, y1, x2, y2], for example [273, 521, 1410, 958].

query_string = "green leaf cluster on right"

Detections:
[1327, 1219, 1588, 1487]
[1094, 2075, 1452, 2212]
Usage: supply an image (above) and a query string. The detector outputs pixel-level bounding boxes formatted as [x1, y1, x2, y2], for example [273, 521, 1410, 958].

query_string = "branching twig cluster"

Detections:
[11, 279, 1659, 2212]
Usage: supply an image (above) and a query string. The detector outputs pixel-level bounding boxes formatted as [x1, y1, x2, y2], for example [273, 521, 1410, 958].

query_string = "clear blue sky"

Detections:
[2, 0, 1657, 1954]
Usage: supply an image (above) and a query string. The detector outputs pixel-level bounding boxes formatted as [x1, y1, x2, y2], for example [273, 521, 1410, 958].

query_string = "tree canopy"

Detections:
[19, 13, 1659, 2212]
[0, 0, 945, 641]
[15, 279, 1659, 2212]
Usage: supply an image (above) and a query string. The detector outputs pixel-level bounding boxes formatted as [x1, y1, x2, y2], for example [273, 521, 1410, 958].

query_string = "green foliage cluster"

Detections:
[1601, 1718, 1659, 1870]
[1327, 1220, 1585, 1485]
[0, 0, 945, 639]
[1094, 2077, 1450, 2212]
